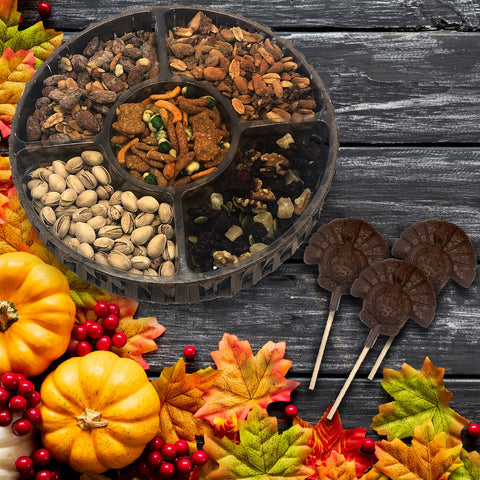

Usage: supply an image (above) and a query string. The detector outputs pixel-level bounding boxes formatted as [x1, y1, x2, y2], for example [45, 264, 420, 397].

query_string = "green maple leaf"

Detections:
[0, 0, 63, 67]
[202, 406, 315, 480]
[450, 450, 480, 480]
[371, 357, 469, 444]
[64, 269, 110, 309]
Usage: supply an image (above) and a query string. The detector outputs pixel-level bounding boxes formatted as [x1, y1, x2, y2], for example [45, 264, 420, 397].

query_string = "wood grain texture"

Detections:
[19, 0, 480, 31]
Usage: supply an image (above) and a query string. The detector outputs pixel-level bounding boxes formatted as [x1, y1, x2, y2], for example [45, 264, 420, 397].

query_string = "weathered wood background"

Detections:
[16, 0, 480, 431]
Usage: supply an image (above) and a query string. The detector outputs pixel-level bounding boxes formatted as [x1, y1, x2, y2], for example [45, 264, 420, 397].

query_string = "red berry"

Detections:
[0, 387, 9, 405]
[161, 443, 177, 461]
[18, 380, 35, 398]
[467, 422, 480, 437]
[284, 404, 298, 418]
[147, 436, 164, 451]
[13, 418, 32, 436]
[95, 335, 112, 351]
[0, 409, 12, 426]
[25, 407, 42, 425]
[32, 448, 51, 466]
[50, 470, 61, 480]
[87, 322, 103, 339]
[362, 437, 376, 453]
[72, 325, 88, 341]
[37, 1, 52, 16]
[102, 314, 119, 331]
[191, 450, 208, 467]
[176, 457, 193, 474]
[175, 439, 189, 456]
[18, 15, 24, 27]
[76, 341, 93, 357]
[36, 470, 53, 480]
[1, 372, 19, 390]
[27, 391, 41, 408]
[16, 373, 27, 383]
[183, 345, 197, 360]
[159, 462, 175, 478]
[108, 303, 121, 316]
[94, 300, 110, 317]
[146, 451, 163, 469]
[83, 320, 93, 329]
[9, 395, 28, 413]
[111, 332, 127, 348]
[135, 459, 151, 477]
[15, 456, 34, 474]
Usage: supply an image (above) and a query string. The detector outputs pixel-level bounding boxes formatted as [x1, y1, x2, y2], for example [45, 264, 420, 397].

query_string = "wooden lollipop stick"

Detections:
[368, 335, 395, 380]
[309, 310, 336, 390]
[327, 346, 370, 420]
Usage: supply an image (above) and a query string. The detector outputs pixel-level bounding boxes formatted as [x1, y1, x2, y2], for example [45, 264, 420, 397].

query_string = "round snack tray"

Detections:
[10, 6, 338, 303]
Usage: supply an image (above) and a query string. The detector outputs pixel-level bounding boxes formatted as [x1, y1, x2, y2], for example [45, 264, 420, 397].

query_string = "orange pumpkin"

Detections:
[39, 351, 160, 473]
[0, 252, 76, 377]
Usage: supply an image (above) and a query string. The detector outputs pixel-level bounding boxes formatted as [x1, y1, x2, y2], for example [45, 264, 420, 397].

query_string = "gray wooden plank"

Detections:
[285, 31, 480, 144]
[19, 0, 480, 31]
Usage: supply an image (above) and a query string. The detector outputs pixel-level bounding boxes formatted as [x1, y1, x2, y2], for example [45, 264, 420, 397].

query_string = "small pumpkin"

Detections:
[0, 415, 36, 479]
[0, 252, 76, 377]
[39, 350, 160, 474]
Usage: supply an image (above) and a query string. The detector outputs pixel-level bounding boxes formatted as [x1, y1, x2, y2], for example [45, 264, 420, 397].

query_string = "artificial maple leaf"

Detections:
[0, 0, 62, 67]
[450, 450, 480, 480]
[0, 155, 12, 191]
[359, 469, 389, 480]
[111, 314, 165, 370]
[214, 414, 240, 444]
[202, 406, 314, 480]
[151, 358, 220, 446]
[295, 407, 373, 478]
[371, 357, 469, 445]
[195, 333, 300, 424]
[373, 419, 463, 480]
[316, 451, 359, 480]
[0, 187, 35, 253]
[64, 269, 113, 310]
[0, 47, 34, 137]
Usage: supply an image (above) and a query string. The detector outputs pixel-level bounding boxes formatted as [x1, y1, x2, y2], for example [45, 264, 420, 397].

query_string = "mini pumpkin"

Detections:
[0, 252, 76, 377]
[0, 415, 36, 479]
[39, 350, 160, 474]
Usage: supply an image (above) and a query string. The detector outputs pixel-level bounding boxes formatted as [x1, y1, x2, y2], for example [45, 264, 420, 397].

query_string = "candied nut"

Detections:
[170, 58, 188, 71]
[213, 250, 238, 267]
[203, 66, 226, 82]
[293, 188, 312, 215]
[231, 98, 245, 114]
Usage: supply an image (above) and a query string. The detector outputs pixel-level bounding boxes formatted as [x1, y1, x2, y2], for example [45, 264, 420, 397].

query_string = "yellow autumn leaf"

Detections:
[317, 451, 359, 480]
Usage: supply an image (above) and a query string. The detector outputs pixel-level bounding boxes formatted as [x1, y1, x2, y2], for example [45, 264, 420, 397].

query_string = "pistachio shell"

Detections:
[27, 178, 43, 190]
[147, 234, 167, 259]
[78, 242, 95, 259]
[59, 188, 78, 207]
[40, 206, 57, 227]
[73, 222, 96, 244]
[72, 207, 93, 223]
[94, 252, 109, 266]
[137, 196, 160, 214]
[131, 256, 151, 270]
[41, 191, 61, 207]
[65, 156, 84, 174]
[52, 160, 69, 178]
[87, 215, 107, 230]
[108, 204, 123, 221]
[30, 181, 49, 200]
[93, 237, 115, 252]
[121, 211, 135, 234]
[91, 202, 109, 217]
[91, 165, 112, 185]
[158, 203, 174, 224]
[48, 173, 67, 193]
[120, 191, 138, 213]
[66, 175, 86, 194]
[158, 223, 175, 240]
[76, 190, 98, 208]
[112, 238, 135, 255]
[143, 268, 159, 276]
[76, 170, 98, 189]
[81, 150, 104, 166]
[109, 190, 122, 206]
[98, 225, 124, 239]
[162, 240, 176, 261]
[134, 212, 155, 228]
[160, 260, 175, 276]
[107, 251, 131, 271]
[53, 215, 71, 239]
[130, 226, 154, 246]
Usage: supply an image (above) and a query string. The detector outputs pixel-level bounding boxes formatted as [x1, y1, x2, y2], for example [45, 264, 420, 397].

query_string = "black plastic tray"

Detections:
[10, 6, 338, 303]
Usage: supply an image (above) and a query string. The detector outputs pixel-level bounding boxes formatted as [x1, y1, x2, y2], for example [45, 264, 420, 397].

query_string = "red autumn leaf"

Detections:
[195, 333, 300, 424]
[294, 407, 374, 478]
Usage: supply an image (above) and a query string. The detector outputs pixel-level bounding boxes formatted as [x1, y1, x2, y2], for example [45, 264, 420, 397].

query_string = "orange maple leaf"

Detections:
[213, 414, 240, 444]
[373, 419, 463, 480]
[111, 314, 165, 370]
[195, 333, 300, 424]
[295, 408, 374, 478]
[151, 358, 220, 446]
[0, 47, 35, 137]
[317, 451, 359, 480]
[0, 155, 12, 192]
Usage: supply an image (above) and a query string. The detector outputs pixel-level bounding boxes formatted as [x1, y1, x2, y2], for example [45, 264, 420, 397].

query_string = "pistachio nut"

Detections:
[66, 236, 81, 251]
[162, 240, 176, 261]
[51, 160, 68, 178]
[78, 242, 95, 260]
[158, 203, 174, 224]
[91, 165, 112, 186]
[130, 226, 154, 246]
[53, 215, 71, 239]
[66, 174, 85, 194]
[108, 204, 123, 221]
[30, 181, 49, 200]
[87, 215, 107, 230]
[129, 267, 144, 275]
[65, 156, 84, 174]
[91, 202, 109, 217]
[76, 170, 98, 190]
[41, 191, 61, 207]
[160, 260, 175, 276]
[27, 178, 43, 190]
[59, 188, 78, 207]
[121, 211, 135, 234]
[131, 256, 151, 270]
[147, 234, 167, 259]
[76, 190, 98, 208]
[81, 150, 104, 166]
[137, 196, 159, 214]
[120, 191, 138, 213]
[158, 223, 175, 240]
[73, 222, 96, 244]
[133, 245, 147, 257]
[72, 207, 93, 223]
[109, 190, 122, 206]
[98, 225, 124, 240]
[107, 251, 131, 271]
[94, 252, 110, 267]
[112, 238, 135, 255]
[134, 212, 155, 228]
[93, 237, 115, 252]
[40, 206, 57, 227]
[143, 268, 158, 276]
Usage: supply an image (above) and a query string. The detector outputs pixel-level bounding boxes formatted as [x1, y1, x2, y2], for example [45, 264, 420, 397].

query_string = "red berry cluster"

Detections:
[69, 301, 127, 357]
[0, 372, 41, 436]
[135, 436, 208, 479]
[15, 448, 60, 480]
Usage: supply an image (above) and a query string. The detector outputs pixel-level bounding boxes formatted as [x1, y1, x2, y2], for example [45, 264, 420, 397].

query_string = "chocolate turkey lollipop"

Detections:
[367, 219, 478, 379]
[327, 258, 436, 420]
[304, 218, 390, 389]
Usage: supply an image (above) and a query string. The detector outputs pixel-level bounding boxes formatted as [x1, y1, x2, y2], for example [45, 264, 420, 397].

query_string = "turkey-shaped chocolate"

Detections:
[326, 258, 436, 420]
[392, 219, 477, 292]
[304, 218, 389, 389]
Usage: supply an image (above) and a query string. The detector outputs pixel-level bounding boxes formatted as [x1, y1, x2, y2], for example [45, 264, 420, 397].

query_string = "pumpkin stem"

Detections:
[77, 408, 109, 431]
[0, 301, 18, 332]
